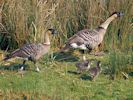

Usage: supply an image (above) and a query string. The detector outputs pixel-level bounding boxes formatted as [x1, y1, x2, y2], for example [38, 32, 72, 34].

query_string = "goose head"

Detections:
[48, 28, 58, 35]
[110, 12, 124, 18]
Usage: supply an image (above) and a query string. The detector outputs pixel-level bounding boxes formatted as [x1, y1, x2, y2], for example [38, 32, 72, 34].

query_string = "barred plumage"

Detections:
[75, 28, 105, 50]
[4, 29, 57, 72]
[4, 43, 50, 60]
[60, 12, 124, 54]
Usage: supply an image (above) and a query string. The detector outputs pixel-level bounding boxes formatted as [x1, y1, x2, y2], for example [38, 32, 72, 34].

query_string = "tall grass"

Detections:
[0, 0, 57, 50]
[0, 0, 132, 51]
[107, 51, 132, 79]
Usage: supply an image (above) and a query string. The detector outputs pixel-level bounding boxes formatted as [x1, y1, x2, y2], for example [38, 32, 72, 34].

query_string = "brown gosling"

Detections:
[75, 59, 92, 74]
[88, 61, 102, 81]
[3, 29, 57, 72]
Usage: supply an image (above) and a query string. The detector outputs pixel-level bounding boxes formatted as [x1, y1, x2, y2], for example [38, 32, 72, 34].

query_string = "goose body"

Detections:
[60, 12, 124, 54]
[4, 29, 57, 72]
[68, 28, 106, 51]
[4, 43, 50, 61]
[75, 60, 91, 73]
[88, 61, 101, 81]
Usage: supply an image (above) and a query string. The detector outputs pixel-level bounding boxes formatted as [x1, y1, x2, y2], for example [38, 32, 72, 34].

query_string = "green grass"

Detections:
[0, 52, 133, 99]
[0, 0, 133, 99]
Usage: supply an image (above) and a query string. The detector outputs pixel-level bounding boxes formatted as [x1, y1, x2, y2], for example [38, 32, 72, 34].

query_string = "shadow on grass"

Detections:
[129, 72, 133, 77]
[80, 74, 92, 80]
[0, 64, 28, 71]
[53, 52, 79, 62]
[67, 70, 92, 80]
[67, 70, 80, 75]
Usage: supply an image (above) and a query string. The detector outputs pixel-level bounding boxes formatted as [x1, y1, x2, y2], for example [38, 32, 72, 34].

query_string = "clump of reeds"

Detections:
[0, 0, 57, 50]
[108, 50, 133, 79]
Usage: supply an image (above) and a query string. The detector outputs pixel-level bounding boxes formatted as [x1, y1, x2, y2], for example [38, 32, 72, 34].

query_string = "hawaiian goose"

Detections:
[4, 29, 57, 72]
[75, 59, 92, 74]
[88, 60, 102, 81]
[60, 12, 124, 56]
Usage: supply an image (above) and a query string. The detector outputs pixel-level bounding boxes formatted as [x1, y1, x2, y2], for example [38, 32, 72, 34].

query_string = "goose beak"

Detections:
[52, 30, 58, 35]
[117, 12, 124, 17]
[48, 28, 58, 35]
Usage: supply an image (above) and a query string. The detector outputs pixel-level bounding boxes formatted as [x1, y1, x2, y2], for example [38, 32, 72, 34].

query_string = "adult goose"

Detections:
[4, 29, 57, 72]
[60, 12, 124, 57]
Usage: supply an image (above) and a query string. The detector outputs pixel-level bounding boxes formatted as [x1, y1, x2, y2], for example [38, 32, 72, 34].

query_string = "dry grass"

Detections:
[0, 0, 132, 51]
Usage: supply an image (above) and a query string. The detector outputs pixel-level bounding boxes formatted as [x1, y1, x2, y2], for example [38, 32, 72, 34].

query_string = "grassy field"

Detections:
[0, 0, 133, 99]
[0, 51, 133, 99]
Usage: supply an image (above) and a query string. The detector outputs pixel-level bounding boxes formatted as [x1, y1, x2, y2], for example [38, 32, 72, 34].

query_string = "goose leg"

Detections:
[93, 43, 102, 53]
[89, 46, 99, 55]
[80, 50, 86, 61]
[20, 60, 26, 71]
[82, 55, 86, 61]
[90, 46, 105, 56]
[98, 43, 103, 51]
[29, 56, 40, 72]
[34, 61, 40, 72]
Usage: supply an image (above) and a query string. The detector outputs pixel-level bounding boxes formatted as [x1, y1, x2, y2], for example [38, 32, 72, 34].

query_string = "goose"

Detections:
[88, 60, 102, 81]
[60, 12, 124, 57]
[75, 59, 92, 74]
[3, 29, 57, 72]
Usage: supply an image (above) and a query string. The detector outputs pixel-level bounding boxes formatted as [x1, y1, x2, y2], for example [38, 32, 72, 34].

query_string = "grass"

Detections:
[0, 0, 133, 99]
[0, 0, 133, 51]
[0, 51, 133, 99]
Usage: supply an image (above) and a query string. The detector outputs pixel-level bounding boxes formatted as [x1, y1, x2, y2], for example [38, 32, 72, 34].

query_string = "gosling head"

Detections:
[110, 12, 124, 18]
[83, 60, 93, 69]
[48, 28, 58, 35]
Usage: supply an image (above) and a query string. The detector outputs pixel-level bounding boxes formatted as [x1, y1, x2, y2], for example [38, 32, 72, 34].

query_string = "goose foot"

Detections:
[35, 67, 40, 72]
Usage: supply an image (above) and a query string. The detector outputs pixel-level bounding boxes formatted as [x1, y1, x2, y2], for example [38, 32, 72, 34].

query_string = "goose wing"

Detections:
[66, 29, 100, 49]
[4, 43, 50, 60]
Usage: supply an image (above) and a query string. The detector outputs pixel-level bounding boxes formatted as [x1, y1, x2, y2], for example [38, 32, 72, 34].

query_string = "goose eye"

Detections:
[117, 12, 124, 17]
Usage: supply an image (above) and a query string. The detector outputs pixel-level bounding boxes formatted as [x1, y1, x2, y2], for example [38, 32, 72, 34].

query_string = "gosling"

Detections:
[88, 60, 102, 81]
[75, 59, 92, 74]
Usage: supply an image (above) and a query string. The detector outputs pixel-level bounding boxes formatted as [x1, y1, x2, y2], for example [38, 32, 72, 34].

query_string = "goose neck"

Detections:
[99, 15, 116, 30]
[44, 31, 50, 45]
